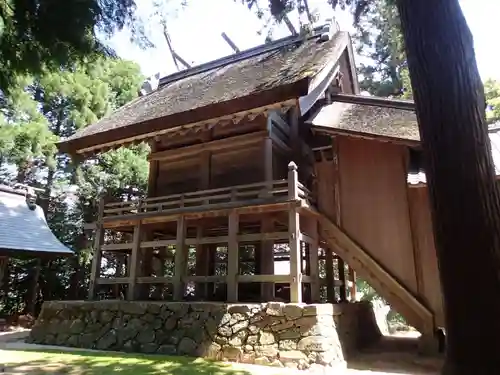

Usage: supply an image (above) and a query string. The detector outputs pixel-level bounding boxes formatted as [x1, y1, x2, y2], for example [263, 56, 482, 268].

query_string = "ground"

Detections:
[0, 335, 444, 375]
[0, 326, 443, 375]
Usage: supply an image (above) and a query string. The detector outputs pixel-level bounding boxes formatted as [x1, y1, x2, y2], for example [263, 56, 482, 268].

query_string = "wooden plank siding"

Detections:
[337, 137, 419, 295]
[407, 186, 445, 328]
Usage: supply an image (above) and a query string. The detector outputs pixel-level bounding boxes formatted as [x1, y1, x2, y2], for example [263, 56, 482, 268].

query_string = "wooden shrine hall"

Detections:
[59, 22, 454, 341]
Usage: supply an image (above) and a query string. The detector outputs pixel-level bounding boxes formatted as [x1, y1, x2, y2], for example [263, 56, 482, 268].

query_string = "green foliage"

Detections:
[485, 79, 500, 125]
[0, 0, 154, 91]
[354, 0, 411, 97]
[0, 56, 145, 316]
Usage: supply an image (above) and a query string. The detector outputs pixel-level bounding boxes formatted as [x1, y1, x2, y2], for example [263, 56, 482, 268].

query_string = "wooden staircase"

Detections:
[317, 211, 435, 335]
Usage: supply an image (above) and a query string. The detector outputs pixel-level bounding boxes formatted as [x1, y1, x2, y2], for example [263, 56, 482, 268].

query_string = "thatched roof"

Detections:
[307, 99, 419, 143]
[59, 29, 356, 155]
[0, 186, 73, 256]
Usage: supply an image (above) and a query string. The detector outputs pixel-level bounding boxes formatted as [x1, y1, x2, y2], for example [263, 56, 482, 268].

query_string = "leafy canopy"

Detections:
[0, 0, 151, 90]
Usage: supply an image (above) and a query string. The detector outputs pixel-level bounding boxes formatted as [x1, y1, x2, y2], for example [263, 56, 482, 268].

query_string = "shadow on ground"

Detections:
[2, 350, 254, 375]
[346, 336, 444, 375]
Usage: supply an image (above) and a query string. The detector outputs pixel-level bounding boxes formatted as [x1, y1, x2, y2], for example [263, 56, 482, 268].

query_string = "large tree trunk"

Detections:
[396, 0, 500, 373]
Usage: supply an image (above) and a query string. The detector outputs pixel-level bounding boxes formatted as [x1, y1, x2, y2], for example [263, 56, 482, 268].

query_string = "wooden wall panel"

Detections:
[408, 187, 444, 327]
[338, 137, 418, 294]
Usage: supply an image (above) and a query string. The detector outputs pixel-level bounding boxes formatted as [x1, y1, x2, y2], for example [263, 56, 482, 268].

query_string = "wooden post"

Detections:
[195, 224, 210, 299]
[127, 219, 142, 300]
[147, 141, 159, 196]
[289, 106, 300, 160]
[288, 162, 302, 303]
[348, 267, 357, 301]
[338, 257, 347, 302]
[309, 220, 320, 303]
[88, 198, 105, 300]
[325, 251, 335, 303]
[261, 218, 275, 300]
[0, 256, 7, 293]
[227, 211, 239, 302]
[173, 216, 186, 300]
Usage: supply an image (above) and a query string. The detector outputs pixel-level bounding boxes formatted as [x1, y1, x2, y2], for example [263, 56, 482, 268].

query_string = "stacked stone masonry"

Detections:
[29, 301, 380, 371]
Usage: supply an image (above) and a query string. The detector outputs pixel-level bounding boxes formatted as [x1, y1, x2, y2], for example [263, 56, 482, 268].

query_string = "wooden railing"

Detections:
[101, 163, 315, 219]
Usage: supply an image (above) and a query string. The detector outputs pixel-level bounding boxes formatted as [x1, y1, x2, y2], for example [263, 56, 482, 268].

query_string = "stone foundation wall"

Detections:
[332, 301, 382, 357]
[29, 300, 379, 370]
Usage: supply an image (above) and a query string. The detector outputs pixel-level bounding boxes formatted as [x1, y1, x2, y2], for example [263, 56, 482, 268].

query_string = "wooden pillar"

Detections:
[195, 225, 210, 299]
[207, 244, 217, 298]
[196, 148, 211, 298]
[0, 256, 8, 293]
[113, 255, 123, 299]
[289, 106, 300, 161]
[27, 258, 41, 315]
[348, 267, 357, 301]
[325, 251, 335, 303]
[288, 162, 302, 303]
[147, 141, 159, 196]
[88, 198, 105, 300]
[261, 218, 275, 300]
[173, 216, 187, 300]
[309, 220, 320, 303]
[227, 211, 239, 302]
[338, 257, 347, 302]
[127, 220, 142, 300]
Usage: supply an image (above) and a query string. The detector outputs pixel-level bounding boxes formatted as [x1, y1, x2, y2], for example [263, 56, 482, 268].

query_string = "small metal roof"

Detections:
[0, 187, 73, 256]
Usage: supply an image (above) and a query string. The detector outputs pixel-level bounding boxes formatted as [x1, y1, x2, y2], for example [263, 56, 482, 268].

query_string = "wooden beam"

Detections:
[127, 220, 142, 300]
[88, 199, 105, 300]
[317, 212, 434, 335]
[101, 243, 133, 251]
[173, 216, 187, 300]
[238, 274, 290, 283]
[149, 131, 267, 162]
[348, 267, 357, 301]
[96, 277, 130, 285]
[137, 276, 174, 284]
[227, 211, 239, 302]
[299, 232, 314, 245]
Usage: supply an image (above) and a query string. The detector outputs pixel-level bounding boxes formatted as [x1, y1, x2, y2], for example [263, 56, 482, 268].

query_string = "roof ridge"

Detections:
[157, 25, 329, 89]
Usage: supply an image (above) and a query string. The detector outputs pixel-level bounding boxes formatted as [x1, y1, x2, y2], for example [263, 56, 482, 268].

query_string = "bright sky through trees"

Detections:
[106, 0, 499, 81]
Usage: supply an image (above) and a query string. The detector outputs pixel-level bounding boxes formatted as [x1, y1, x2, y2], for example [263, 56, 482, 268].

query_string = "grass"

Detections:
[0, 349, 283, 375]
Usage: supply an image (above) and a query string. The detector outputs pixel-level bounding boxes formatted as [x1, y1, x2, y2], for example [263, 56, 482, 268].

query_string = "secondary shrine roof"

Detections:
[0, 186, 73, 256]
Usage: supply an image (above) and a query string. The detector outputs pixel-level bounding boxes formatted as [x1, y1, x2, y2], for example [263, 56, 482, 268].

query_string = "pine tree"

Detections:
[0, 57, 146, 315]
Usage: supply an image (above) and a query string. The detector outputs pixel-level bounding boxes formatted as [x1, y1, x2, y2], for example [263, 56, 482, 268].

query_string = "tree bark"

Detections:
[396, 0, 500, 373]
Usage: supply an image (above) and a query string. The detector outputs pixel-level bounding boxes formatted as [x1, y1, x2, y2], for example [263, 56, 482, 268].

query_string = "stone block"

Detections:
[283, 304, 304, 320]
[29, 300, 364, 371]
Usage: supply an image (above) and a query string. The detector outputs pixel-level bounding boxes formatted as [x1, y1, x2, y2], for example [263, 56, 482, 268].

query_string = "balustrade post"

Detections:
[288, 162, 299, 200]
[88, 197, 105, 300]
